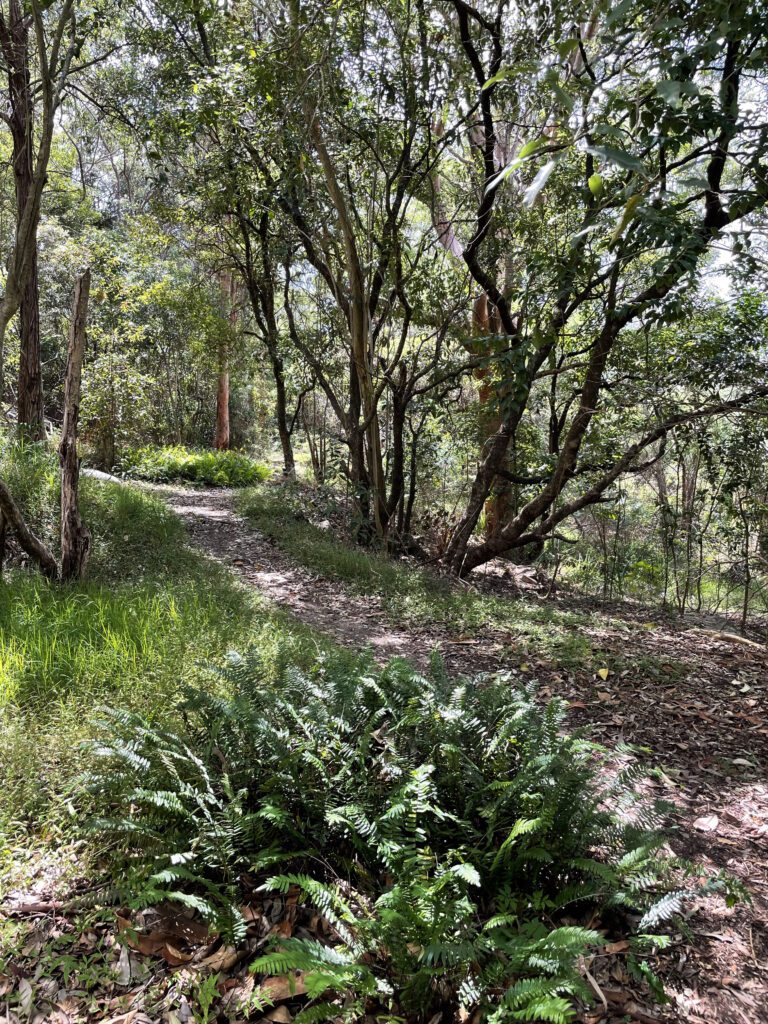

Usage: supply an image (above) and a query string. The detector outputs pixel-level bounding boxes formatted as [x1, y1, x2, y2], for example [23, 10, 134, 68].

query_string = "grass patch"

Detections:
[119, 445, 270, 487]
[239, 485, 605, 665]
[0, 442, 361, 844]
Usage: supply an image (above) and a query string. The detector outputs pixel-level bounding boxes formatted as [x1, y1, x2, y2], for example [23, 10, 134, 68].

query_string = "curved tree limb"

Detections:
[0, 477, 58, 580]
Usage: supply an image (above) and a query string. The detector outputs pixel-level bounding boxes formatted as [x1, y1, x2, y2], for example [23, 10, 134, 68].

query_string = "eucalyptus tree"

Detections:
[241, 0, 468, 537]
[0, 0, 98, 436]
[429, 0, 768, 574]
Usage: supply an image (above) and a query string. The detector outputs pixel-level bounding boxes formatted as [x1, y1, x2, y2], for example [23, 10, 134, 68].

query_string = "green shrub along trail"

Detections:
[120, 446, 271, 487]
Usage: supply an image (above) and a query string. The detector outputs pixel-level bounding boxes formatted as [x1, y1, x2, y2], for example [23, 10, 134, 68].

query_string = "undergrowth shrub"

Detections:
[120, 445, 270, 487]
[84, 655, 740, 1022]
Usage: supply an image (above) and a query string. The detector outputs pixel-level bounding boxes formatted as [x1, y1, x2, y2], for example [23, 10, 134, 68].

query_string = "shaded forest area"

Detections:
[0, 2, 767, 1023]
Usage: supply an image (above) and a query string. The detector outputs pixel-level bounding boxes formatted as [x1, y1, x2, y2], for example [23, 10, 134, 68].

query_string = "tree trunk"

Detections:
[472, 293, 511, 539]
[271, 349, 295, 478]
[302, 398, 323, 483]
[59, 269, 91, 581]
[214, 338, 230, 450]
[239, 212, 297, 477]
[214, 272, 233, 450]
[387, 374, 407, 522]
[8, 1, 44, 439]
[17, 255, 43, 437]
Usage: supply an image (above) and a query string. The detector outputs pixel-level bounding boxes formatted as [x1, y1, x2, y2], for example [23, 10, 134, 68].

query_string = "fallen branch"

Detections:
[688, 627, 765, 650]
[0, 477, 58, 580]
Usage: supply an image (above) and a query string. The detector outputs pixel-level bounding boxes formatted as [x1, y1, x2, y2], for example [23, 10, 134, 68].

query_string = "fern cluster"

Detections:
[119, 445, 270, 487]
[84, 653, 738, 1022]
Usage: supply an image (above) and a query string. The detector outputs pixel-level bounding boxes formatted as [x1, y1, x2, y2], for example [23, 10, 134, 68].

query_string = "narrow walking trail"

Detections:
[159, 484, 439, 667]
[156, 482, 509, 676]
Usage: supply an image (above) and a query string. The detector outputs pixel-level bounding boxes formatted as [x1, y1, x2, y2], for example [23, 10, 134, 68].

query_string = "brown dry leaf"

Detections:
[623, 1001, 660, 1023]
[116, 916, 166, 957]
[265, 1008, 293, 1024]
[117, 910, 210, 965]
[261, 973, 307, 1002]
[18, 977, 34, 1018]
[200, 945, 240, 972]
[221, 973, 255, 1011]
[157, 908, 211, 945]
[269, 920, 294, 939]
[596, 691, 612, 701]
[56, 993, 85, 1015]
[693, 814, 719, 832]
[604, 939, 630, 954]
[161, 942, 194, 967]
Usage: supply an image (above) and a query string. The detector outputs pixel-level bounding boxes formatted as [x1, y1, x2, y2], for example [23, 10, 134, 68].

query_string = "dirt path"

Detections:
[158, 483, 443, 667]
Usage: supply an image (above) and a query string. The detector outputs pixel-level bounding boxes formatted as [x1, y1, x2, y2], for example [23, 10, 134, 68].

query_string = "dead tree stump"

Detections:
[59, 268, 92, 581]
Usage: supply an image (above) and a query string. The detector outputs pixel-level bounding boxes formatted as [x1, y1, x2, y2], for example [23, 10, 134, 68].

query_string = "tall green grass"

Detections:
[0, 440, 359, 841]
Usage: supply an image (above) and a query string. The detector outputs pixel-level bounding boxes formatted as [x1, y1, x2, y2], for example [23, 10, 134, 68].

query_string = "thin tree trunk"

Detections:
[302, 400, 322, 483]
[403, 419, 421, 537]
[214, 273, 233, 450]
[271, 350, 295, 478]
[239, 213, 296, 476]
[17, 255, 43, 436]
[59, 269, 91, 581]
[214, 339, 230, 450]
[0, 1, 75, 425]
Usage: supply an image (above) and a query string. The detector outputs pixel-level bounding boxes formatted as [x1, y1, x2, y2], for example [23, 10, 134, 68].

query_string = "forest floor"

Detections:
[2, 481, 767, 1024]
[160, 484, 768, 1024]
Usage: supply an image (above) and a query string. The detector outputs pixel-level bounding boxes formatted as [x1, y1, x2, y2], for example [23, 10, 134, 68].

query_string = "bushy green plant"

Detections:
[120, 445, 270, 487]
[83, 654, 736, 1022]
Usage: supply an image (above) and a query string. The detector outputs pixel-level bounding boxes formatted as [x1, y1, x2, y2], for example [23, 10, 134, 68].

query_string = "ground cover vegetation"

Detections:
[0, 0, 767, 1022]
[120, 446, 270, 487]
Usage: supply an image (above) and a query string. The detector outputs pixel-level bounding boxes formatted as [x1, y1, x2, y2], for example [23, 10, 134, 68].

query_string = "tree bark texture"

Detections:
[214, 272, 234, 450]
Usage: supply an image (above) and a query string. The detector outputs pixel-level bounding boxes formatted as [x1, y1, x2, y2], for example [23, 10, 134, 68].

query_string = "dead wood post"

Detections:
[59, 268, 91, 581]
